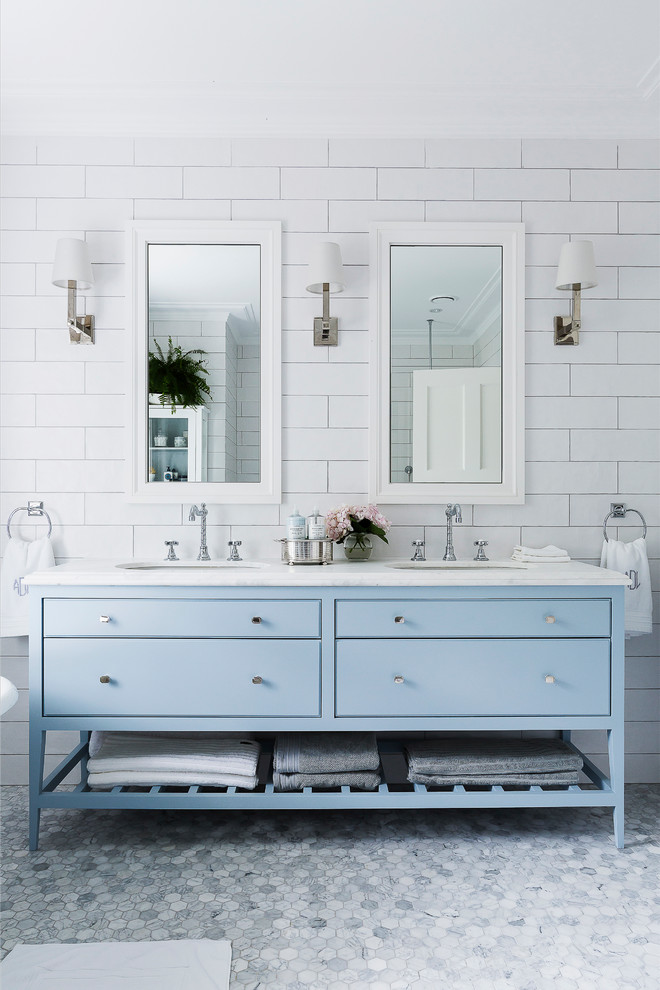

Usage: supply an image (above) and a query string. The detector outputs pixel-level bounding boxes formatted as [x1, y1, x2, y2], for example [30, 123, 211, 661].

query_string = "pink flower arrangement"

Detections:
[325, 503, 391, 550]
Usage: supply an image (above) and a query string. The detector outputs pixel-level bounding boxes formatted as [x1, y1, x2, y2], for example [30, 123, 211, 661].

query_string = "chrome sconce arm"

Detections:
[64, 279, 95, 344]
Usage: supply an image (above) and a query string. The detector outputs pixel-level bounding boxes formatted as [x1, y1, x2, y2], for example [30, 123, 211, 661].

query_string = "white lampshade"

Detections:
[306, 242, 345, 294]
[0, 676, 19, 716]
[52, 238, 94, 290]
[555, 240, 598, 290]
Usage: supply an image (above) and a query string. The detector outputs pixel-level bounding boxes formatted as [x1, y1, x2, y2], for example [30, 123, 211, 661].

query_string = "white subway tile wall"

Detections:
[1, 137, 658, 784]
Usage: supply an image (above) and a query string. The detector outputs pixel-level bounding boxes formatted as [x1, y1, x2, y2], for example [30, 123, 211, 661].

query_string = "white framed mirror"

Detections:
[369, 222, 525, 505]
[127, 220, 281, 503]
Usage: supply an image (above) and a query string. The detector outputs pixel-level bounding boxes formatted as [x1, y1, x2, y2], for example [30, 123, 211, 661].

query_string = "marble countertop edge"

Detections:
[25, 558, 631, 588]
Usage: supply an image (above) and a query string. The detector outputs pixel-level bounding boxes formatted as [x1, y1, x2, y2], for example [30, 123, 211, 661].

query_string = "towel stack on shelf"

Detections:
[273, 732, 381, 791]
[404, 738, 583, 787]
[86, 733, 261, 789]
[512, 544, 571, 563]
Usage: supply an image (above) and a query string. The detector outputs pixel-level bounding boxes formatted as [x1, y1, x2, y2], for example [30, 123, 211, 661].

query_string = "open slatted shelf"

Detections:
[38, 738, 615, 813]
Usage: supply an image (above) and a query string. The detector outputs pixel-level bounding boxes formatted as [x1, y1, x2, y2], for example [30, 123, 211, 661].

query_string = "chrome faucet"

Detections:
[227, 540, 243, 562]
[164, 540, 179, 561]
[411, 540, 426, 562]
[443, 503, 462, 561]
[189, 503, 210, 561]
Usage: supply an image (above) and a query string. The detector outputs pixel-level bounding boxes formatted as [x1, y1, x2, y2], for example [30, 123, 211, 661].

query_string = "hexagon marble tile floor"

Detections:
[1, 786, 659, 989]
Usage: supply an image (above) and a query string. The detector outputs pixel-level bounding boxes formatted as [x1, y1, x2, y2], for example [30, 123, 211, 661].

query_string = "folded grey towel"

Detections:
[405, 738, 583, 775]
[408, 770, 580, 786]
[274, 770, 381, 791]
[274, 732, 379, 773]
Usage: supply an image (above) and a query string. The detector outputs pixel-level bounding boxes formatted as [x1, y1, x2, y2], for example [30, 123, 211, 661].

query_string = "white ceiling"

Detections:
[1, 0, 659, 137]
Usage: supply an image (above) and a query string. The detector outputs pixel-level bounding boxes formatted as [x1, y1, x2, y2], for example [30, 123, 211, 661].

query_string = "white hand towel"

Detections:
[600, 537, 653, 638]
[513, 544, 570, 558]
[0, 536, 55, 638]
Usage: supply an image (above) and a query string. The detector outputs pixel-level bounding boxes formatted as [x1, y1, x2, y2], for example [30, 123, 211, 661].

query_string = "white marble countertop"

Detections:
[26, 557, 630, 587]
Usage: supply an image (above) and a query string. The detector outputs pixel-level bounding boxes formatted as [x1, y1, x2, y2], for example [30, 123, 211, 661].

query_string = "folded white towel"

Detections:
[87, 732, 261, 777]
[88, 770, 258, 789]
[0, 535, 55, 638]
[601, 537, 653, 638]
[512, 544, 571, 563]
[87, 730, 252, 758]
[513, 544, 570, 558]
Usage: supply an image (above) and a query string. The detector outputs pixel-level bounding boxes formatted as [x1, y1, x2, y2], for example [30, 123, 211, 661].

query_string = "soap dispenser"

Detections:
[286, 506, 306, 540]
[307, 507, 326, 540]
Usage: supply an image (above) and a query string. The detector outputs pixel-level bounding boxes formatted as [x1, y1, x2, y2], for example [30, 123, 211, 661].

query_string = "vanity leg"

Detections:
[29, 727, 46, 851]
[608, 728, 625, 849]
[79, 730, 91, 781]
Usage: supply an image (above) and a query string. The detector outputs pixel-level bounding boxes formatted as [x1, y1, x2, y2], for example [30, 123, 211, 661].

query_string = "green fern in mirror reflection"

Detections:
[148, 337, 211, 414]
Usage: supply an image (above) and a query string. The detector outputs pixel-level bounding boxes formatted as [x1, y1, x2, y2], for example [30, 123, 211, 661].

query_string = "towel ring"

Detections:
[6, 501, 52, 539]
[603, 507, 647, 542]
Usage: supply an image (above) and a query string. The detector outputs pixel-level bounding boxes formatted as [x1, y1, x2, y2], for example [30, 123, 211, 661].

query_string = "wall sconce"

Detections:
[306, 242, 345, 346]
[52, 238, 95, 344]
[554, 239, 598, 346]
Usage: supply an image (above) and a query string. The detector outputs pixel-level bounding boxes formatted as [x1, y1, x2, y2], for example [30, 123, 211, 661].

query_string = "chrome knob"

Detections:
[545, 674, 556, 684]
[251, 616, 262, 624]
[99, 615, 110, 623]
[394, 616, 405, 624]
[252, 675, 263, 685]
[394, 675, 404, 684]
[99, 675, 110, 684]
[545, 615, 556, 624]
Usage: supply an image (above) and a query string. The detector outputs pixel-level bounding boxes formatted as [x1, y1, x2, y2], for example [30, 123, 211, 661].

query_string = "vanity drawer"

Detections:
[43, 598, 321, 639]
[335, 598, 610, 639]
[43, 639, 321, 717]
[335, 639, 610, 717]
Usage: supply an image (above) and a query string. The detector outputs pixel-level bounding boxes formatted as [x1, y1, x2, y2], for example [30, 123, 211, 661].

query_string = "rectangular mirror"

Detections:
[370, 223, 524, 504]
[128, 221, 281, 503]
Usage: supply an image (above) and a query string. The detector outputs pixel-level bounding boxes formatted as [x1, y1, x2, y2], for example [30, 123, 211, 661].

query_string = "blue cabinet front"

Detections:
[335, 638, 611, 717]
[43, 639, 322, 717]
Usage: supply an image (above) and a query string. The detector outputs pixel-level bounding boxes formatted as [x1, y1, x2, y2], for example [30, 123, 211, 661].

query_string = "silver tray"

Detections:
[276, 538, 334, 565]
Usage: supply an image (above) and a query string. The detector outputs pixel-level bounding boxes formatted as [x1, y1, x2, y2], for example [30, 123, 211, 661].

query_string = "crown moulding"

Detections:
[2, 81, 659, 139]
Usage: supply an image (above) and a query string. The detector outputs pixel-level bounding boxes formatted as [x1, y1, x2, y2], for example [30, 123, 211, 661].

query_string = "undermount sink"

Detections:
[116, 561, 267, 570]
[385, 560, 528, 570]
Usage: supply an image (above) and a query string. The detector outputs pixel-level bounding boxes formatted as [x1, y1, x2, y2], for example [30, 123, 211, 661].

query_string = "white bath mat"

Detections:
[0, 939, 232, 989]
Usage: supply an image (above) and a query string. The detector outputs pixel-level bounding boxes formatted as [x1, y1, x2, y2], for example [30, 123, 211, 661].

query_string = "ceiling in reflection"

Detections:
[390, 245, 501, 345]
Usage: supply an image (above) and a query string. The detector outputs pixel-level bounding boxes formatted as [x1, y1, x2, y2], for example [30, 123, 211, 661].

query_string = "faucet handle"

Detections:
[227, 540, 243, 562]
[473, 540, 489, 562]
[164, 540, 179, 561]
[412, 540, 425, 546]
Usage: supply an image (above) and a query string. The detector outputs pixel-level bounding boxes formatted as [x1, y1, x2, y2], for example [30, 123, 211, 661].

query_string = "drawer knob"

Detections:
[394, 675, 405, 684]
[99, 615, 110, 623]
[251, 616, 262, 624]
[99, 675, 111, 684]
[545, 674, 556, 684]
[252, 675, 263, 685]
[544, 615, 556, 624]
[394, 616, 405, 624]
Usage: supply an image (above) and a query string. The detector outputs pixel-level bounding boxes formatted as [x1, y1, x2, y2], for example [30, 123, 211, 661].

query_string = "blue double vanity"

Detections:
[28, 559, 628, 849]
